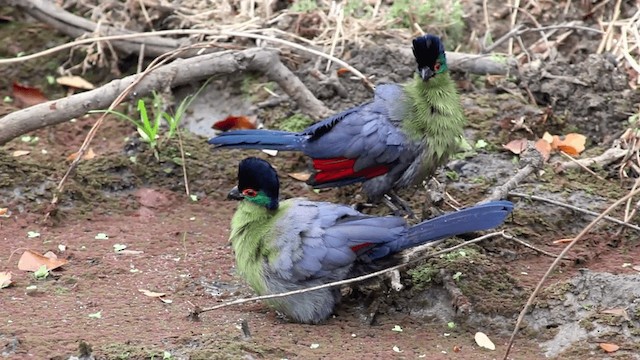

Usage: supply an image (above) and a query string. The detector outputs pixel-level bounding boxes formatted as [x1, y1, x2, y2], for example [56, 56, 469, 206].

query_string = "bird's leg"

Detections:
[384, 191, 418, 220]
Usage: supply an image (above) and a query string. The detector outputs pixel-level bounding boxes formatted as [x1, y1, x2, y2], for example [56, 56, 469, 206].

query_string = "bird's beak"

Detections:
[227, 186, 244, 201]
[419, 67, 435, 81]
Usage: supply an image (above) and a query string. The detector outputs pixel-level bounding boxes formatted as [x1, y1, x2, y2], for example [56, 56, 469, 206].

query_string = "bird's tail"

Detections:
[208, 130, 305, 151]
[398, 200, 514, 252]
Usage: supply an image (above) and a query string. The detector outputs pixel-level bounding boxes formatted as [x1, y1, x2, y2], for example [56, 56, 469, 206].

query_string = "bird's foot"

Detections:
[352, 202, 376, 212]
[383, 192, 418, 220]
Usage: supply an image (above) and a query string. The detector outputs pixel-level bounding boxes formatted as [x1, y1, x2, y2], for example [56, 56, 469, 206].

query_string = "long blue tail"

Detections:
[396, 200, 513, 253]
[208, 130, 306, 151]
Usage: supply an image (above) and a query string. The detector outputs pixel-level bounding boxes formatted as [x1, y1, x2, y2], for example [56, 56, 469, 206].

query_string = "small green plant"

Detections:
[93, 79, 210, 159]
[33, 265, 49, 280]
[290, 0, 318, 12]
[278, 114, 314, 132]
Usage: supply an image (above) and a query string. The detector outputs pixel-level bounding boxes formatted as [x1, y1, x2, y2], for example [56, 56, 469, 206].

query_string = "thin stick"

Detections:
[176, 129, 190, 197]
[508, 235, 572, 260]
[191, 231, 508, 316]
[558, 151, 608, 182]
[508, 0, 521, 56]
[502, 187, 640, 359]
[509, 192, 640, 232]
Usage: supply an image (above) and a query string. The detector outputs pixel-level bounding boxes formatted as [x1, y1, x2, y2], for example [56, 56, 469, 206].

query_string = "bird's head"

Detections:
[228, 157, 280, 210]
[412, 34, 448, 81]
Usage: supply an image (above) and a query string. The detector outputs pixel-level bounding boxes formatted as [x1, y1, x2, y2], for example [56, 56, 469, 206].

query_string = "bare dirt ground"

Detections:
[2, 0, 640, 359]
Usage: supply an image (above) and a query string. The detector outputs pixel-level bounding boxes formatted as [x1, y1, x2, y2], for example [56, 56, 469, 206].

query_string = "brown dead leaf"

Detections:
[139, 288, 166, 298]
[56, 75, 95, 90]
[288, 172, 311, 182]
[0, 271, 12, 289]
[542, 131, 554, 144]
[553, 133, 587, 156]
[503, 139, 529, 155]
[632, 265, 640, 272]
[553, 238, 573, 244]
[12, 150, 30, 157]
[212, 115, 257, 131]
[12, 82, 48, 107]
[534, 138, 552, 162]
[336, 67, 350, 76]
[599, 343, 619, 353]
[0, 208, 8, 217]
[18, 250, 68, 272]
[66, 147, 96, 162]
[43, 251, 57, 260]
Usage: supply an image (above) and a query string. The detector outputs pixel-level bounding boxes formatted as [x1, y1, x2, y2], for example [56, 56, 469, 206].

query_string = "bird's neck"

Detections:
[402, 72, 466, 160]
[229, 200, 288, 294]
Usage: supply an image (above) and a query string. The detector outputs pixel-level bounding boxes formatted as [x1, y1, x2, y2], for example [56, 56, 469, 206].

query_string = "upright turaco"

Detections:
[226, 157, 513, 324]
[209, 34, 466, 216]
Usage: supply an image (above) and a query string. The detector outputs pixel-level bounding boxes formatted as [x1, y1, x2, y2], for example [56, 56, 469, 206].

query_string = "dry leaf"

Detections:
[139, 288, 166, 298]
[336, 67, 350, 76]
[503, 139, 528, 155]
[0, 271, 12, 289]
[66, 147, 96, 162]
[261, 149, 278, 156]
[12, 82, 48, 107]
[553, 133, 587, 156]
[542, 131, 554, 144]
[552, 238, 573, 244]
[474, 332, 495, 350]
[599, 343, 619, 353]
[43, 251, 57, 260]
[288, 172, 311, 182]
[12, 150, 30, 157]
[212, 115, 257, 131]
[17, 250, 68, 272]
[632, 265, 640, 272]
[0, 208, 9, 217]
[534, 138, 552, 161]
[56, 75, 95, 90]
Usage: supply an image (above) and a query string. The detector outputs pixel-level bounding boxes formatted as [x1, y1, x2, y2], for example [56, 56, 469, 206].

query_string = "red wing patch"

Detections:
[312, 157, 389, 183]
[350, 242, 373, 253]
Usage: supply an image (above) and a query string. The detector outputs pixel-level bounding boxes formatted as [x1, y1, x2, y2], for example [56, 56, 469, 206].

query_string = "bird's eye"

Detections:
[434, 62, 441, 71]
[242, 188, 258, 197]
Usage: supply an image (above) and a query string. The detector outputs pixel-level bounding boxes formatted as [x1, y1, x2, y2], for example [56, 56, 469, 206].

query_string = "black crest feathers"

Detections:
[412, 34, 445, 70]
[238, 157, 280, 200]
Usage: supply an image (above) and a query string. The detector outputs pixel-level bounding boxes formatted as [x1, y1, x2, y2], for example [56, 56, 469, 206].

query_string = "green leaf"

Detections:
[88, 311, 102, 319]
[474, 139, 488, 149]
[34, 265, 49, 279]
[190, 194, 198, 202]
[452, 271, 462, 281]
[113, 244, 127, 252]
[27, 231, 40, 238]
[447, 321, 456, 329]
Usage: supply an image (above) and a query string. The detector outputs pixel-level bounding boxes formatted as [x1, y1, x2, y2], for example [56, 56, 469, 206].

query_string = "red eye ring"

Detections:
[242, 188, 257, 197]
[434, 62, 441, 71]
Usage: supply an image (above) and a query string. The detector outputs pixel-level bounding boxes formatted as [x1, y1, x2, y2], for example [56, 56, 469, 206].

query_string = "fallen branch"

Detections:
[189, 231, 508, 318]
[12, 0, 184, 57]
[553, 146, 628, 173]
[0, 48, 330, 145]
[483, 141, 545, 202]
